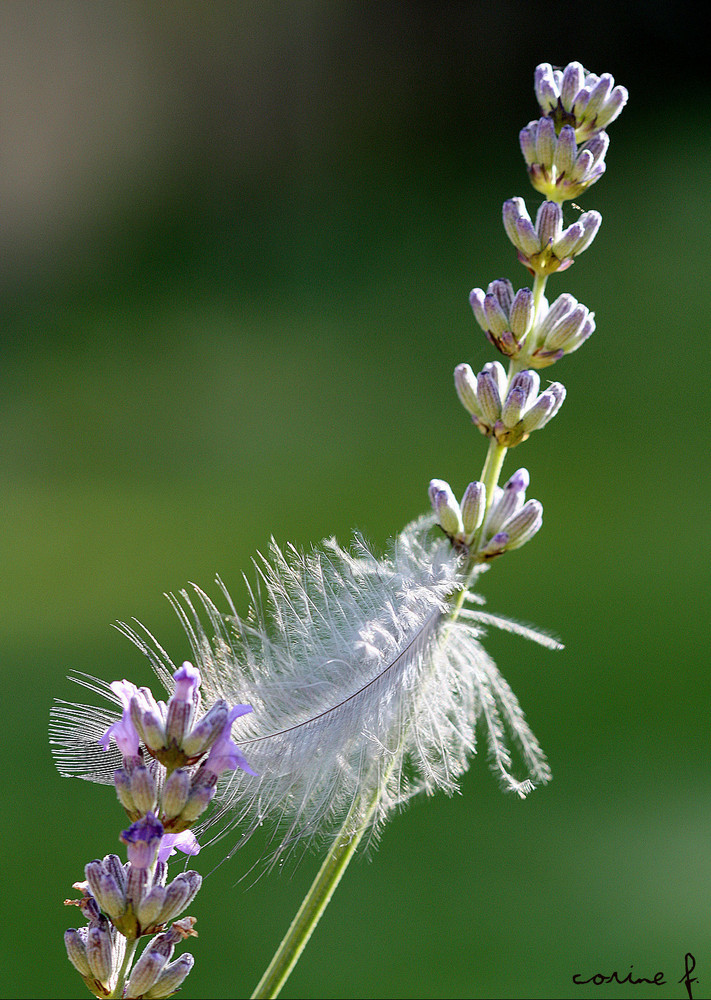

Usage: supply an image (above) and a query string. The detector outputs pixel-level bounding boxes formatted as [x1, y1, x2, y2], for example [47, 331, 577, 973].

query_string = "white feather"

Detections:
[50, 515, 556, 861]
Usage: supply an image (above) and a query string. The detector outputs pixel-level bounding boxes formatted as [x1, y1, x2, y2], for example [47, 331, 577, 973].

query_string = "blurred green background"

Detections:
[2, 3, 709, 998]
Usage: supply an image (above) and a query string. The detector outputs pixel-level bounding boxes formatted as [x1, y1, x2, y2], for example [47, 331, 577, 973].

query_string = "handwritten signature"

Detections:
[573, 953, 698, 999]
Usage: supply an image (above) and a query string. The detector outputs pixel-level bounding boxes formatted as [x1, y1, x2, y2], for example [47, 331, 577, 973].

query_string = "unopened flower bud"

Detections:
[476, 368, 503, 425]
[428, 480, 464, 539]
[479, 531, 509, 558]
[135, 885, 167, 930]
[454, 363, 482, 417]
[501, 371, 540, 429]
[460, 481, 486, 539]
[130, 688, 166, 753]
[129, 762, 157, 815]
[143, 953, 195, 999]
[161, 768, 191, 820]
[181, 700, 229, 758]
[113, 768, 137, 814]
[85, 916, 114, 984]
[485, 469, 529, 537]
[504, 499, 543, 550]
[98, 872, 125, 922]
[65, 928, 91, 977]
[159, 871, 202, 924]
[125, 945, 170, 997]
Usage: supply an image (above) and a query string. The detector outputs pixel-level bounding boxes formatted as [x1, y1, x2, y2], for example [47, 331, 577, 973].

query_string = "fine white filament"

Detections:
[50, 516, 559, 861]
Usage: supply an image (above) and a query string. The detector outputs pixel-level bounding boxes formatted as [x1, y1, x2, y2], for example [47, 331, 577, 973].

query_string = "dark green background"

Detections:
[2, 4, 709, 998]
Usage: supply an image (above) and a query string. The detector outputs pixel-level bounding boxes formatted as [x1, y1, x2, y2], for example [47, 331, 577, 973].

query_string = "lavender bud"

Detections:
[125, 866, 150, 922]
[476, 369, 502, 425]
[125, 946, 170, 997]
[104, 854, 126, 893]
[177, 779, 215, 824]
[594, 84, 627, 130]
[161, 768, 191, 819]
[64, 928, 91, 977]
[164, 701, 191, 750]
[500, 385, 527, 429]
[536, 201, 563, 248]
[135, 885, 167, 929]
[181, 700, 230, 758]
[159, 871, 202, 924]
[503, 499, 543, 550]
[130, 690, 165, 752]
[129, 763, 157, 815]
[479, 531, 509, 558]
[487, 277, 514, 314]
[164, 663, 200, 750]
[571, 210, 602, 255]
[85, 916, 113, 984]
[536, 293, 577, 339]
[551, 221, 584, 260]
[502, 197, 530, 247]
[519, 393, 554, 432]
[468, 287, 487, 328]
[539, 382, 566, 421]
[483, 361, 507, 399]
[534, 115, 556, 165]
[454, 363, 482, 417]
[428, 480, 463, 538]
[460, 481, 486, 538]
[485, 469, 529, 537]
[113, 768, 137, 813]
[534, 63, 557, 114]
[99, 872, 125, 922]
[545, 303, 589, 350]
[515, 215, 541, 257]
[561, 61, 584, 108]
[143, 953, 195, 999]
[519, 121, 537, 164]
[585, 73, 612, 120]
[502, 371, 540, 428]
[483, 291, 509, 336]
[509, 288, 534, 339]
[84, 860, 104, 902]
[553, 125, 576, 174]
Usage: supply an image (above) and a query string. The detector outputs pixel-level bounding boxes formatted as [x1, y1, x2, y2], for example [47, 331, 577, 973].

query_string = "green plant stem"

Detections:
[109, 937, 138, 999]
[251, 271, 553, 1000]
[250, 798, 376, 999]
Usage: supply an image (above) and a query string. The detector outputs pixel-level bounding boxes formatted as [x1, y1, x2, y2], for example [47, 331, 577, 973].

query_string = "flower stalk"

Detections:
[52, 60, 627, 1000]
[254, 60, 627, 998]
